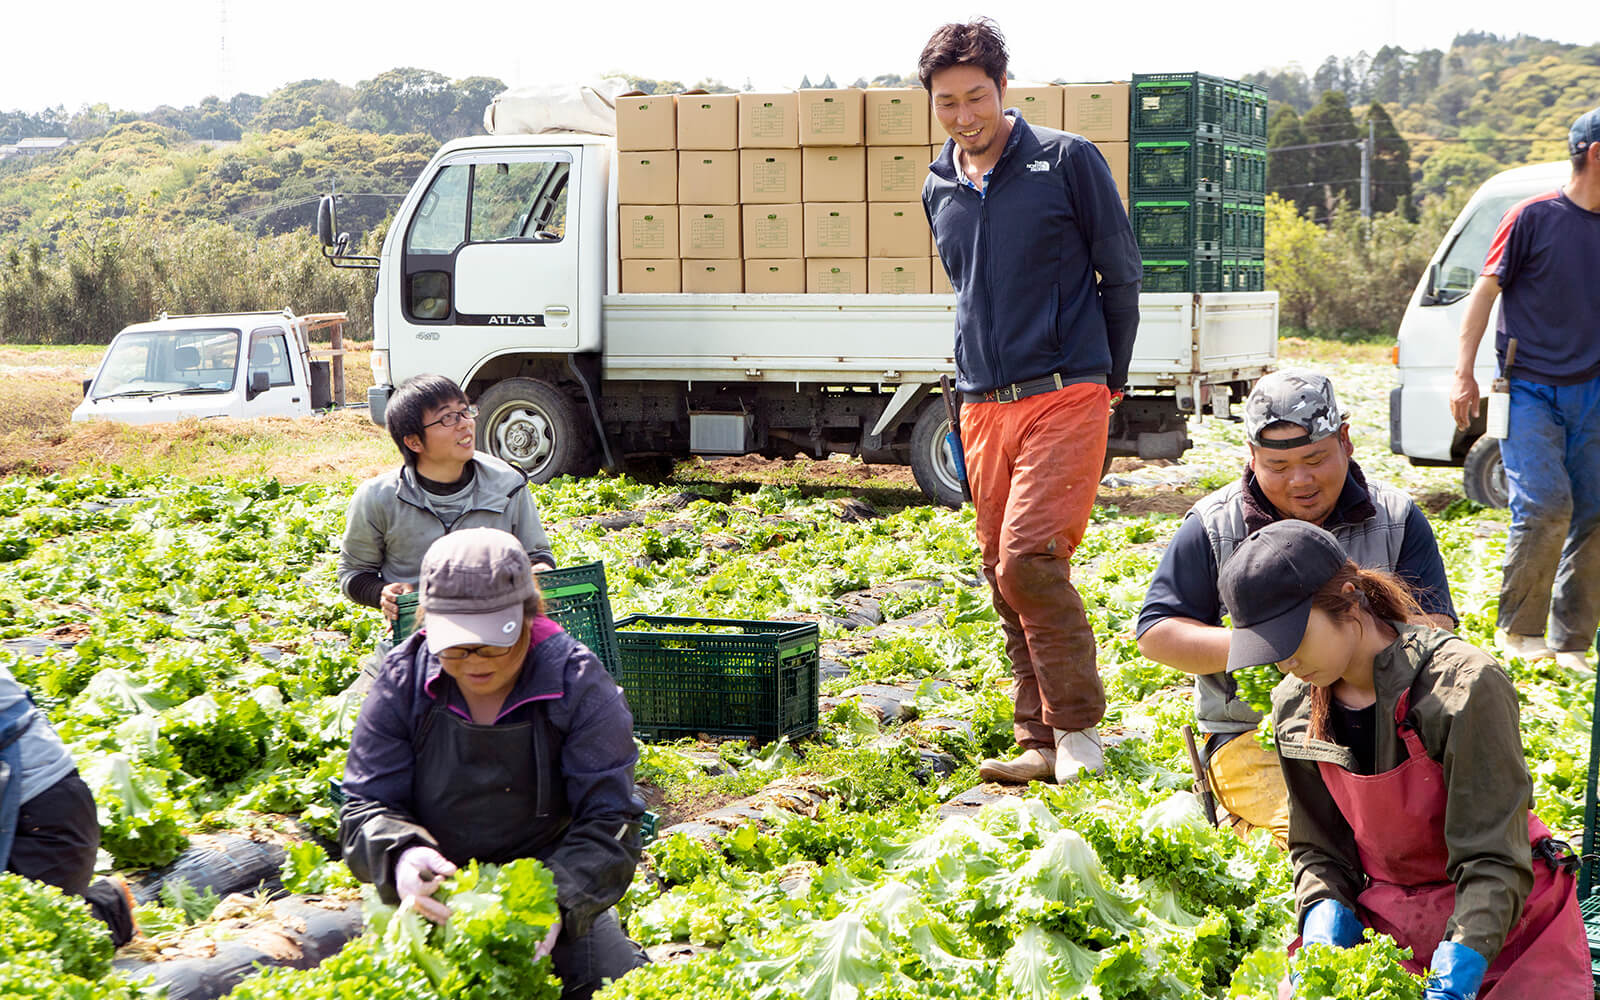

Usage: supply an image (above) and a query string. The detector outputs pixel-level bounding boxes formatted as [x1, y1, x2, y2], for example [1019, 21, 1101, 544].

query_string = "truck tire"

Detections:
[909, 400, 966, 509]
[475, 377, 591, 483]
[1462, 435, 1509, 509]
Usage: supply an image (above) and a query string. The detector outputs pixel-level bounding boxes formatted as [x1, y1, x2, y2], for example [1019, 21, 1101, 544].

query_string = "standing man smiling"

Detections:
[920, 18, 1142, 784]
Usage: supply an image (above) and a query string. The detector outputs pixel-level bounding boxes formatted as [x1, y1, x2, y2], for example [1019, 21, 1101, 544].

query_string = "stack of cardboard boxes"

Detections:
[617, 84, 1131, 294]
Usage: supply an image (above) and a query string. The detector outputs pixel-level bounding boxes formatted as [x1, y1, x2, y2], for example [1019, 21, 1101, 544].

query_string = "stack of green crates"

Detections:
[1132, 73, 1266, 292]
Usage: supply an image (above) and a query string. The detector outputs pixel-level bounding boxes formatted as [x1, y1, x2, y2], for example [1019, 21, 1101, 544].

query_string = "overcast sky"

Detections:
[5, 0, 1593, 114]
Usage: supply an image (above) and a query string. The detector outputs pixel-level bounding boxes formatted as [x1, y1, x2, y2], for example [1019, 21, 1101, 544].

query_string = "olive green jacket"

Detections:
[1272, 625, 1534, 963]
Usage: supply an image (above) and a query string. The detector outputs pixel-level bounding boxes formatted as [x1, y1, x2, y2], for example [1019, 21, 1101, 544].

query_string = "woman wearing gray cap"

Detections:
[339, 527, 647, 998]
[1219, 519, 1587, 998]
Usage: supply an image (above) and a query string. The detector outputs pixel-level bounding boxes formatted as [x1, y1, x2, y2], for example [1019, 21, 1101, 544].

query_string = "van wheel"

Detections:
[1462, 435, 1509, 509]
[475, 378, 591, 483]
[909, 400, 966, 509]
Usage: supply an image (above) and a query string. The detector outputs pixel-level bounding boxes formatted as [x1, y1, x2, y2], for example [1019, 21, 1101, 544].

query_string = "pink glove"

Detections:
[535, 918, 562, 959]
[396, 845, 457, 925]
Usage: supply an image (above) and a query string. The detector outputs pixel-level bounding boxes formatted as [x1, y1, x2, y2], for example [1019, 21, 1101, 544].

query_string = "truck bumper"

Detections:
[368, 385, 391, 427]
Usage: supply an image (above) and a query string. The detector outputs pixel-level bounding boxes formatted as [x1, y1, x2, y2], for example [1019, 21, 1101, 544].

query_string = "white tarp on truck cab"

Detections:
[482, 78, 630, 136]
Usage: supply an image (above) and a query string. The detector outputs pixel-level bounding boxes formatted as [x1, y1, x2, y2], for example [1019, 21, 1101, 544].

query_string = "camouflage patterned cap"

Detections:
[1243, 370, 1347, 450]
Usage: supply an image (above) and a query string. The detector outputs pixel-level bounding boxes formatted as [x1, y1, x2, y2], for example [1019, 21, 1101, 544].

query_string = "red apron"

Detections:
[1310, 692, 1590, 998]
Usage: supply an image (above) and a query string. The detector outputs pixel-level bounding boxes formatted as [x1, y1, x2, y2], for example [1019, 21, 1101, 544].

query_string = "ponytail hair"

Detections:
[1305, 560, 1425, 742]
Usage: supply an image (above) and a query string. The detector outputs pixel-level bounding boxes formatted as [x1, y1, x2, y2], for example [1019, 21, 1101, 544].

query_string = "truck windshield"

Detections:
[1433, 192, 1525, 303]
[94, 329, 241, 399]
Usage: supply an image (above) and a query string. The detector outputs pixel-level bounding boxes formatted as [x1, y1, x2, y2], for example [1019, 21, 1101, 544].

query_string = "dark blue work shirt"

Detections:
[1482, 189, 1600, 386]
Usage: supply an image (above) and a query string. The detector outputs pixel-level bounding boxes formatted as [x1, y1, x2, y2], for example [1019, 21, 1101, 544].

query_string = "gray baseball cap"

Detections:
[418, 527, 535, 653]
[1572, 107, 1600, 157]
[1219, 519, 1349, 672]
[1243, 370, 1347, 450]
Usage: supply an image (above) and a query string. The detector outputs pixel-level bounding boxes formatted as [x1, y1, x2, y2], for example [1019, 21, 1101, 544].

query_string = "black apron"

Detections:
[410, 677, 569, 866]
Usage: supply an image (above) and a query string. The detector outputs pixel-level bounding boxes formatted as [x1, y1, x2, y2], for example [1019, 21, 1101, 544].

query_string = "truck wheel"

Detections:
[474, 378, 591, 483]
[909, 400, 966, 509]
[1462, 435, 1509, 509]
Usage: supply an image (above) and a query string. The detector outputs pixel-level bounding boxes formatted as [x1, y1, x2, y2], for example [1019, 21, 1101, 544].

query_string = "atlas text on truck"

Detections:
[316, 111, 1279, 507]
[72, 310, 350, 425]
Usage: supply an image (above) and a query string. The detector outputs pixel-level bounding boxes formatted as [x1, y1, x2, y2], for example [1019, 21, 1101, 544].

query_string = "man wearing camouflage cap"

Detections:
[1136, 370, 1457, 844]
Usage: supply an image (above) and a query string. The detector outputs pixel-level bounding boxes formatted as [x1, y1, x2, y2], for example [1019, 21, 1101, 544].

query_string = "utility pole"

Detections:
[1360, 119, 1374, 219]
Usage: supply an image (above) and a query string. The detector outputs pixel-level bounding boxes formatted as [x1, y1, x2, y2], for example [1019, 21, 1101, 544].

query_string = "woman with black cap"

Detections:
[339, 527, 647, 999]
[1218, 519, 1589, 999]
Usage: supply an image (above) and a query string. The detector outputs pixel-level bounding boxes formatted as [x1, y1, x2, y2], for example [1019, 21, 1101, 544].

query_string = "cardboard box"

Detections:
[739, 92, 799, 147]
[617, 151, 678, 205]
[676, 92, 738, 149]
[678, 150, 739, 205]
[868, 257, 931, 294]
[682, 260, 742, 293]
[678, 206, 740, 259]
[865, 88, 929, 145]
[804, 202, 866, 258]
[1097, 141, 1129, 202]
[1005, 84, 1063, 129]
[1061, 83, 1130, 142]
[616, 92, 675, 151]
[744, 258, 805, 293]
[798, 88, 863, 146]
[868, 202, 931, 257]
[619, 206, 677, 259]
[806, 258, 867, 294]
[740, 149, 801, 204]
[802, 146, 865, 202]
[867, 146, 928, 201]
[931, 256, 953, 294]
[743, 204, 804, 258]
[621, 259, 681, 293]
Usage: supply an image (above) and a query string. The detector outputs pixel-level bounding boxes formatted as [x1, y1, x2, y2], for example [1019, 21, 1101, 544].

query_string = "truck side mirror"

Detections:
[1421, 262, 1440, 305]
[316, 195, 336, 249]
[81, 377, 92, 398]
[246, 370, 270, 400]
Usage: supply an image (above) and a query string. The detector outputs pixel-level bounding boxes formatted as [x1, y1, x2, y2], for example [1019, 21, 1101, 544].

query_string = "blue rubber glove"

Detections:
[1301, 898, 1363, 949]
[1424, 940, 1487, 1000]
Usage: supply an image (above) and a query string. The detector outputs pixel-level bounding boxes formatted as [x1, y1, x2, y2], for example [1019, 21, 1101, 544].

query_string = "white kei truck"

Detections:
[71, 310, 350, 425]
[317, 127, 1280, 507]
[1389, 160, 1569, 509]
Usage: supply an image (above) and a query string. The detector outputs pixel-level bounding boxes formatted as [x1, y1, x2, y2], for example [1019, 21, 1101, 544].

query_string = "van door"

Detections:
[392, 148, 581, 385]
[241, 326, 305, 417]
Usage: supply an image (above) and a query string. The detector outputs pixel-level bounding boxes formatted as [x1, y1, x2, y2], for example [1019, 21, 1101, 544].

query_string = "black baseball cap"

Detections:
[1219, 519, 1350, 672]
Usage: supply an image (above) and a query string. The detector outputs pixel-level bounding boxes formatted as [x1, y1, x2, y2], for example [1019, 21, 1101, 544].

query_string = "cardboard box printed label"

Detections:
[743, 204, 803, 258]
[802, 146, 865, 203]
[865, 89, 929, 145]
[868, 257, 931, 294]
[868, 202, 932, 258]
[867, 147, 929, 201]
[678, 150, 739, 205]
[804, 203, 866, 258]
[1097, 141, 1129, 202]
[744, 258, 805, 293]
[678, 206, 740, 259]
[739, 92, 799, 147]
[616, 92, 675, 151]
[617, 152, 678, 206]
[806, 258, 867, 294]
[798, 88, 863, 146]
[740, 149, 801, 204]
[621, 259, 681, 293]
[676, 92, 738, 150]
[1061, 83, 1130, 142]
[683, 260, 742, 293]
[619, 207, 678, 259]
[1005, 85, 1063, 129]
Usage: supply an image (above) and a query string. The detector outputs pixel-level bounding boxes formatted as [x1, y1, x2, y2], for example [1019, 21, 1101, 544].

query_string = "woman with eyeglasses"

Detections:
[340, 528, 647, 999]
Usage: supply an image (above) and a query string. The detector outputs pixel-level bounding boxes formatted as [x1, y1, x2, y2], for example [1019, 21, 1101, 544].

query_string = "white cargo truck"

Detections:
[318, 129, 1279, 506]
[72, 310, 349, 425]
[1389, 160, 1569, 508]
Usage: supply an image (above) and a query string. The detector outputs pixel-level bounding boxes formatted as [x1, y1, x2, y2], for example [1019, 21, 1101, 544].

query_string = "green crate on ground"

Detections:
[640, 810, 659, 846]
[1131, 197, 1221, 253]
[539, 560, 621, 679]
[1132, 72, 1226, 135]
[393, 590, 420, 643]
[615, 615, 819, 743]
[1131, 137, 1224, 197]
[1143, 254, 1222, 293]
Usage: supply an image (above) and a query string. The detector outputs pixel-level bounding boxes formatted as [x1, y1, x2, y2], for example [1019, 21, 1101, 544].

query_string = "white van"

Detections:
[1390, 160, 1570, 507]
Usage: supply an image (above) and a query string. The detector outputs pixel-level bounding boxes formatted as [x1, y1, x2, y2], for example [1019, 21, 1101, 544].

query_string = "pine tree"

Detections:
[1300, 91, 1360, 222]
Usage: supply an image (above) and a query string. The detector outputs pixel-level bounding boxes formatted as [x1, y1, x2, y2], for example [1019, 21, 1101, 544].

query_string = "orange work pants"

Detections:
[962, 382, 1109, 748]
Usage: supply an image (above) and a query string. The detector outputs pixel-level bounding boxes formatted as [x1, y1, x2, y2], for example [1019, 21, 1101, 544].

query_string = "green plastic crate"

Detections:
[393, 590, 420, 644]
[1223, 146, 1267, 198]
[1247, 84, 1270, 144]
[1131, 138, 1224, 197]
[539, 561, 622, 680]
[615, 615, 819, 743]
[640, 809, 660, 846]
[1132, 72, 1226, 136]
[1221, 255, 1265, 293]
[1131, 197, 1222, 254]
[1143, 254, 1222, 293]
